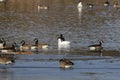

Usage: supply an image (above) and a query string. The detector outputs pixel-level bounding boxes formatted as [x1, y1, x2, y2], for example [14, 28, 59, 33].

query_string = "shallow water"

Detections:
[0, 0, 120, 80]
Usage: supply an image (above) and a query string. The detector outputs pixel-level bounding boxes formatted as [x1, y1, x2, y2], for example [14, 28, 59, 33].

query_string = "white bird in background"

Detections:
[77, 2, 82, 8]
[57, 34, 70, 50]
[77, 2, 83, 23]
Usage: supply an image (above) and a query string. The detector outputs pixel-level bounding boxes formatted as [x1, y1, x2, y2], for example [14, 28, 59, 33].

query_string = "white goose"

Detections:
[57, 34, 70, 50]
[77, 2, 83, 9]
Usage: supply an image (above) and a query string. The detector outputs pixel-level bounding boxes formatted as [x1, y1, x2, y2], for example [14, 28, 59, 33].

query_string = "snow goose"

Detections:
[57, 34, 70, 50]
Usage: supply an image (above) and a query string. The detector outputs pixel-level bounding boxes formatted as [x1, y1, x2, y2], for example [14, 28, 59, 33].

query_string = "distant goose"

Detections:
[113, 2, 120, 8]
[88, 40, 104, 52]
[38, 5, 48, 10]
[57, 34, 70, 50]
[87, 4, 94, 8]
[59, 58, 74, 68]
[20, 40, 31, 51]
[77, 2, 83, 8]
[104, 0, 110, 7]
[0, 56, 15, 65]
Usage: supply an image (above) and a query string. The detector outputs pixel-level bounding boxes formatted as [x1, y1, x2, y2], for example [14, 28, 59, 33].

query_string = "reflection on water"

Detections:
[0, 69, 14, 80]
[77, 2, 82, 24]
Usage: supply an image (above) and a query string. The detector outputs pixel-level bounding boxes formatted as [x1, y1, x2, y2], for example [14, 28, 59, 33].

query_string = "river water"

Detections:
[0, 0, 120, 80]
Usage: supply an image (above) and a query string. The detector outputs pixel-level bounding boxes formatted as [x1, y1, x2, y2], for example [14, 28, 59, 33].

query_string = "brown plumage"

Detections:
[0, 43, 17, 54]
[88, 40, 104, 52]
[20, 40, 31, 51]
[59, 58, 74, 68]
[31, 38, 49, 50]
[0, 54, 15, 65]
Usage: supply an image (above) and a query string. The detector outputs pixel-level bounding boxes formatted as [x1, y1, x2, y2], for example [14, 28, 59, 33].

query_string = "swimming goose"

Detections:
[113, 2, 120, 8]
[88, 40, 104, 52]
[59, 58, 74, 68]
[77, 2, 83, 8]
[0, 38, 5, 48]
[20, 40, 31, 51]
[38, 5, 48, 10]
[104, 0, 110, 7]
[87, 4, 94, 8]
[0, 55, 15, 65]
[0, 43, 17, 53]
[57, 34, 70, 50]
[31, 38, 49, 50]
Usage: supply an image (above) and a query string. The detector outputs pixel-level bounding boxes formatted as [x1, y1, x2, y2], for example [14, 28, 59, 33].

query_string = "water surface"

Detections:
[0, 0, 120, 80]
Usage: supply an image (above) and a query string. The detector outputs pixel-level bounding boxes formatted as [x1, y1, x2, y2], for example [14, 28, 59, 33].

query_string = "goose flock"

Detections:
[0, 0, 118, 68]
[0, 34, 104, 68]
[78, 1, 120, 8]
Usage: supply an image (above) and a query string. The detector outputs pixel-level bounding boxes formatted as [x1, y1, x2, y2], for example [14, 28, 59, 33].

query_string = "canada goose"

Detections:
[0, 55, 15, 65]
[20, 40, 31, 51]
[88, 40, 104, 52]
[87, 4, 94, 8]
[113, 1, 120, 8]
[38, 5, 48, 10]
[0, 38, 5, 48]
[31, 38, 49, 50]
[59, 58, 74, 68]
[57, 34, 70, 50]
[104, 0, 110, 7]
[0, 43, 16, 53]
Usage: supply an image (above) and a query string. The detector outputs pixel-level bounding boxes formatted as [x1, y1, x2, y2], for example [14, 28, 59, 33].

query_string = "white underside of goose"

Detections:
[0, 44, 4, 48]
[58, 39, 70, 50]
[89, 47, 96, 50]
[64, 65, 72, 68]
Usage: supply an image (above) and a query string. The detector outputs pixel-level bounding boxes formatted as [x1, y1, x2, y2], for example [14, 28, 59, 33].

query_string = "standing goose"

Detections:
[20, 40, 31, 51]
[59, 58, 74, 68]
[31, 38, 49, 50]
[88, 40, 104, 52]
[57, 34, 70, 50]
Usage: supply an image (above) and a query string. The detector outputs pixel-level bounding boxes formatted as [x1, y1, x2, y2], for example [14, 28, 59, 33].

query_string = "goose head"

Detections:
[98, 40, 104, 46]
[20, 40, 25, 46]
[57, 34, 65, 41]
[34, 38, 39, 45]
